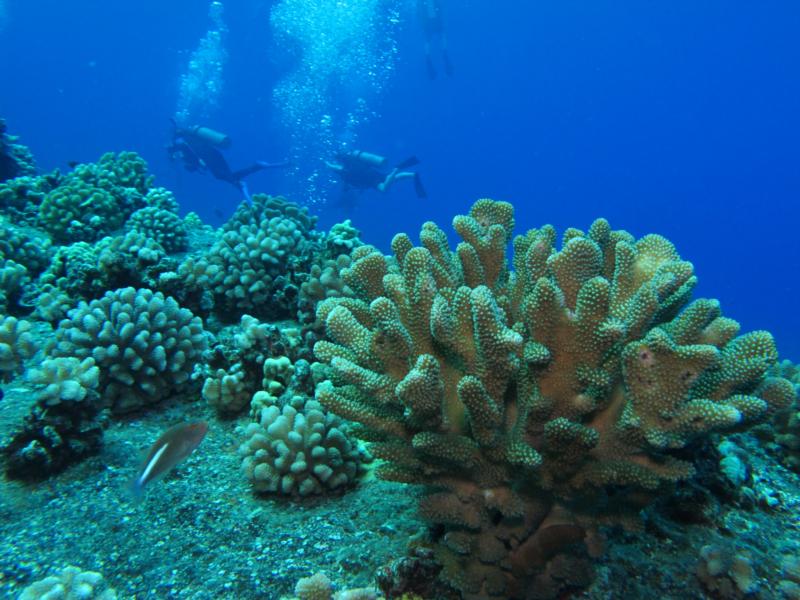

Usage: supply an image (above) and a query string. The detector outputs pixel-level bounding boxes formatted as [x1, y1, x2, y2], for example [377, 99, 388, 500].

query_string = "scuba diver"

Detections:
[417, 0, 453, 79]
[325, 150, 427, 205]
[167, 120, 288, 202]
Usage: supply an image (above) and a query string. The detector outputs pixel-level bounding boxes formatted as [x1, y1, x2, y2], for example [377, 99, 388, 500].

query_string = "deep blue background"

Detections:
[1, 1, 798, 358]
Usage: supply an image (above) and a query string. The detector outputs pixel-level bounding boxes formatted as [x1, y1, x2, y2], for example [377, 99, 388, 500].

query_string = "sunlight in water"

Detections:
[270, 0, 401, 205]
[175, 1, 228, 126]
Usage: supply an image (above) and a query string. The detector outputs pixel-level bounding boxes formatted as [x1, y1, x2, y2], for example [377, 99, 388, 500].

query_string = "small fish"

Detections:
[129, 421, 208, 499]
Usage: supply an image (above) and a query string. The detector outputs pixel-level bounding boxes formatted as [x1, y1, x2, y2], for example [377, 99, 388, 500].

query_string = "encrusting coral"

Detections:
[314, 199, 795, 599]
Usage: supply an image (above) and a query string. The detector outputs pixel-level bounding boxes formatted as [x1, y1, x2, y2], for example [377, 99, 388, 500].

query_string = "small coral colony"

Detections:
[1, 123, 798, 599]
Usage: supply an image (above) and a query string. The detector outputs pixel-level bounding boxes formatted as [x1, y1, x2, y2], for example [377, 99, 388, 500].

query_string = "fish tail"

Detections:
[127, 476, 146, 503]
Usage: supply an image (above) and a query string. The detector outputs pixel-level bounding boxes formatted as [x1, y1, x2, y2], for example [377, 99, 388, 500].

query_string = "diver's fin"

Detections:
[414, 173, 427, 199]
[395, 156, 420, 170]
[240, 181, 253, 204]
[256, 160, 291, 169]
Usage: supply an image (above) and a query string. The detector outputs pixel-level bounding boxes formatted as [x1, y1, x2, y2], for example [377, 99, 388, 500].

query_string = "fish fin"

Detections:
[126, 475, 146, 504]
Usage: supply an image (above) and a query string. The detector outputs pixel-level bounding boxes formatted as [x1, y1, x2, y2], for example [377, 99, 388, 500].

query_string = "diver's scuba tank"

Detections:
[188, 125, 231, 149]
[347, 150, 387, 167]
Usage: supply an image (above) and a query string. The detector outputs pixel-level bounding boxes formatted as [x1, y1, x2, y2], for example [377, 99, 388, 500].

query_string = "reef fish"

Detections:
[130, 421, 208, 498]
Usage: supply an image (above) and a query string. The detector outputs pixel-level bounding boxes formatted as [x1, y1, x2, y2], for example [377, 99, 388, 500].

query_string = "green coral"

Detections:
[314, 199, 794, 599]
[39, 179, 119, 242]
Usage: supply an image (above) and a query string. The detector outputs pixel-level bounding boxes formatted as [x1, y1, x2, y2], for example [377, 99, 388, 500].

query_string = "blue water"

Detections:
[1, 0, 798, 358]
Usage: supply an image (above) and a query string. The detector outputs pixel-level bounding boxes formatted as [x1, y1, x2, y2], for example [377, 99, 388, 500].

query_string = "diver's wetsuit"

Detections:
[168, 126, 287, 202]
[336, 154, 386, 191]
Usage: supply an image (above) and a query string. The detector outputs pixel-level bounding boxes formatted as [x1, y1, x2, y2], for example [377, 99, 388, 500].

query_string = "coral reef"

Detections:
[127, 205, 188, 253]
[239, 394, 369, 496]
[177, 194, 319, 320]
[314, 199, 795, 599]
[0, 219, 53, 276]
[199, 314, 309, 415]
[37, 152, 152, 243]
[0, 173, 57, 226]
[49, 287, 207, 413]
[761, 359, 800, 471]
[289, 571, 380, 600]
[696, 544, 758, 598]
[4, 355, 102, 479]
[0, 315, 37, 378]
[17, 565, 117, 600]
[0, 117, 36, 183]
[0, 257, 30, 314]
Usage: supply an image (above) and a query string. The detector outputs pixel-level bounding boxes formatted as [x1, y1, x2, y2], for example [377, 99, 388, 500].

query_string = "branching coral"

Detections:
[314, 199, 795, 599]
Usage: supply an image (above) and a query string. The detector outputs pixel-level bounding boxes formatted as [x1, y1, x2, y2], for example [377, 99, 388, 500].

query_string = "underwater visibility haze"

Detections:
[0, 1, 798, 599]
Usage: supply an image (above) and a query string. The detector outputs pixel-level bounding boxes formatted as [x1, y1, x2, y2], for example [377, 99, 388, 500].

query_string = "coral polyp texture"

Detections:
[239, 394, 368, 497]
[38, 152, 153, 243]
[314, 199, 795, 599]
[49, 286, 207, 413]
[0, 315, 37, 378]
[767, 359, 800, 471]
[177, 194, 318, 320]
